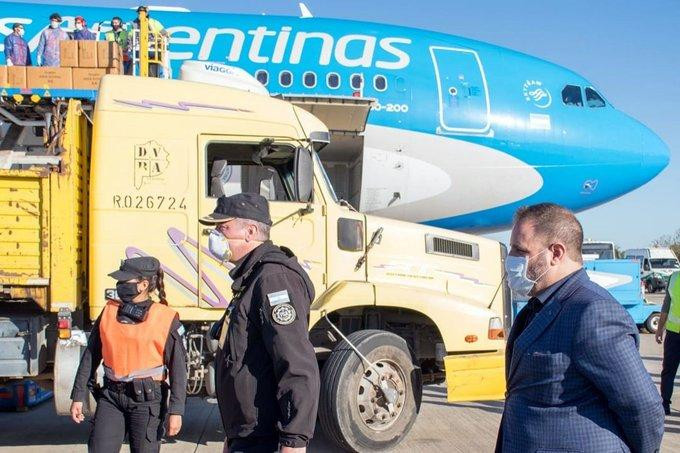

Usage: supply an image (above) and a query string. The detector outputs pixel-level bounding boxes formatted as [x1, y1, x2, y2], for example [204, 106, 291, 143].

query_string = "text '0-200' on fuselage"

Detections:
[1, 2, 669, 232]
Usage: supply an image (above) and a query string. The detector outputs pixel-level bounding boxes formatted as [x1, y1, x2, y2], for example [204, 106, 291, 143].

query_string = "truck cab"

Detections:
[1, 74, 508, 452]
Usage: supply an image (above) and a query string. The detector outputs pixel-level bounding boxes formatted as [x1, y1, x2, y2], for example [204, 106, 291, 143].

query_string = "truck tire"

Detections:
[319, 329, 422, 452]
[54, 330, 96, 415]
[645, 313, 660, 334]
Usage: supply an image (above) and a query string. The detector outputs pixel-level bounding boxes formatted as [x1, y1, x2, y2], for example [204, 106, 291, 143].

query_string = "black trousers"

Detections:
[227, 435, 279, 453]
[88, 384, 165, 453]
[661, 330, 680, 405]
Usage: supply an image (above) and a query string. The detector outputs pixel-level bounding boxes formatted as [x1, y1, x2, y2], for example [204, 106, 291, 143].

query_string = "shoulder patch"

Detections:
[177, 324, 185, 337]
[267, 289, 290, 306]
[272, 303, 296, 325]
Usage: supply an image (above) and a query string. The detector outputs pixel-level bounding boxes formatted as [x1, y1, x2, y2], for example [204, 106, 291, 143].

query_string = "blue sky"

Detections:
[11, 0, 680, 249]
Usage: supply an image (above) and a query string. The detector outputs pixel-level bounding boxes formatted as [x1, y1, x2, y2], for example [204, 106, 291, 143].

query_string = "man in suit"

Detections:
[496, 203, 664, 453]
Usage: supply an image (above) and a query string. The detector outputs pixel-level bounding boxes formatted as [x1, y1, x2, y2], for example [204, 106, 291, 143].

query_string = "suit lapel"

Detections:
[508, 300, 563, 381]
[507, 269, 588, 383]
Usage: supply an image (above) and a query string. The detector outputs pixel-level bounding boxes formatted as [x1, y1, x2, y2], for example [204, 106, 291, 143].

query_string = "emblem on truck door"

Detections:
[134, 140, 170, 189]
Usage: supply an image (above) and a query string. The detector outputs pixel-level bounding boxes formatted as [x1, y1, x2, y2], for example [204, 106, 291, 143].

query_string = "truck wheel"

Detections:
[319, 330, 422, 452]
[645, 313, 660, 334]
[54, 330, 96, 415]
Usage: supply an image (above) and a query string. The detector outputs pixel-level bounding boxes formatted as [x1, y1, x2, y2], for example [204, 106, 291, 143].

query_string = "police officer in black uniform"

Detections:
[200, 193, 320, 453]
[70, 257, 187, 452]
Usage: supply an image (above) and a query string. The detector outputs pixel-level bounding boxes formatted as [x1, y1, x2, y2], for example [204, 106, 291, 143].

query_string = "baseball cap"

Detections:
[199, 193, 272, 226]
[108, 256, 160, 281]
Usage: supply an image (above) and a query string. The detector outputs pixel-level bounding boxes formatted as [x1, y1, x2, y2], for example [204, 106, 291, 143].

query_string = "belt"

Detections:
[104, 379, 132, 393]
[104, 379, 162, 393]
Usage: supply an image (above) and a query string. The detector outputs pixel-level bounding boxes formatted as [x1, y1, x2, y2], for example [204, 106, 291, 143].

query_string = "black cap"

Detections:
[108, 256, 160, 281]
[137, 6, 148, 12]
[199, 193, 272, 226]
[49, 13, 62, 22]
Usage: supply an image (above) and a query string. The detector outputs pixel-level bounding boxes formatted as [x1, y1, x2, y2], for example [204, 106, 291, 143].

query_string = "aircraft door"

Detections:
[429, 46, 491, 134]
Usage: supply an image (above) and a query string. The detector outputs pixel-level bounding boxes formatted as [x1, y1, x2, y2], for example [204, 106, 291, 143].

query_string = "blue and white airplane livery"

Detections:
[0, 2, 670, 232]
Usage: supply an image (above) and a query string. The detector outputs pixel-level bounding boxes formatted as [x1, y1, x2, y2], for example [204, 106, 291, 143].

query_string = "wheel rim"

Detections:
[356, 360, 407, 431]
[651, 315, 659, 330]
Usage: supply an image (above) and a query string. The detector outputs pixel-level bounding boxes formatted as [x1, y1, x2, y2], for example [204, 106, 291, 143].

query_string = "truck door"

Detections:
[429, 46, 491, 134]
[196, 136, 326, 309]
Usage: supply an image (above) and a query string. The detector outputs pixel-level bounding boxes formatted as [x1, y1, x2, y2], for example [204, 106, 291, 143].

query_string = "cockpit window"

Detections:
[562, 85, 583, 107]
[585, 88, 606, 108]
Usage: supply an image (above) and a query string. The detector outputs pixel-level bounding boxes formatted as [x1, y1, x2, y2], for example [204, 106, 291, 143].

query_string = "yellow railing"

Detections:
[129, 11, 170, 78]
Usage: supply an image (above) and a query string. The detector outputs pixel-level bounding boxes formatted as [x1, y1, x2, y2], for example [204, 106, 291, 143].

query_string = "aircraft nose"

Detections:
[642, 127, 670, 176]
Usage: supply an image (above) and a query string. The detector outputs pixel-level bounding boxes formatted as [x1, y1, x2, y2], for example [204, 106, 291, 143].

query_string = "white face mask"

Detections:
[75, 23, 83, 30]
[208, 229, 232, 263]
[50, 21, 59, 29]
[504, 249, 550, 297]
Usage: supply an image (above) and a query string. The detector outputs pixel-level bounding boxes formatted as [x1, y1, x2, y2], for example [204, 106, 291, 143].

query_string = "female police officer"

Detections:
[69, 256, 187, 452]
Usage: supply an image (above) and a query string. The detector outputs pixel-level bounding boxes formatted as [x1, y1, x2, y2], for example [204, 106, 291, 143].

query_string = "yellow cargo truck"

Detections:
[0, 75, 509, 451]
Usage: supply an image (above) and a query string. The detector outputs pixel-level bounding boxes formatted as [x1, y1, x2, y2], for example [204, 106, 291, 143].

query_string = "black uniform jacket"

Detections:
[70, 300, 188, 415]
[215, 241, 320, 448]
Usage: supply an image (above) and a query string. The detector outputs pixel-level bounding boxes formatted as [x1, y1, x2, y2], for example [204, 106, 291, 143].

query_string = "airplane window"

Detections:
[374, 75, 387, 92]
[327, 72, 340, 89]
[561, 85, 583, 107]
[255, 70, 268, 86]
[585, 88, 606, 108]
[303, 71, 317, 88]
[279, 70, 293, 87]
[351, 74, 364, 90]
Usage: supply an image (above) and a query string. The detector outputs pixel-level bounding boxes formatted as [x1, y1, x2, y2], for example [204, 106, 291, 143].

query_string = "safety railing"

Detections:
[129, 28, 171, 79]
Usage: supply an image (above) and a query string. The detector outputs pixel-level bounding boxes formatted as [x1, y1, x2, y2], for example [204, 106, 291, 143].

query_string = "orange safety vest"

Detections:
[100, 299, 177, 381]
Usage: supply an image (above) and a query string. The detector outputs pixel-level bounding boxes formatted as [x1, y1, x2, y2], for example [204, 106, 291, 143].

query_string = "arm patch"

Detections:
[267, 290, 290, 306]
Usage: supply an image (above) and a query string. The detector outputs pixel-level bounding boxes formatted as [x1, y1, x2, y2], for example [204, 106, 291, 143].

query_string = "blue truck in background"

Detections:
[513, 241, 661, 333]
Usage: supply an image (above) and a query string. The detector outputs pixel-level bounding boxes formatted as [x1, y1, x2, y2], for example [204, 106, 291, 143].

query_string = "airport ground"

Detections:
[0, 293, 677, 452]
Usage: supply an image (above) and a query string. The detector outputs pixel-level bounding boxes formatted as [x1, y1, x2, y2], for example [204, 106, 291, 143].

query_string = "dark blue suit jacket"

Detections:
[496, 269, 664, 453]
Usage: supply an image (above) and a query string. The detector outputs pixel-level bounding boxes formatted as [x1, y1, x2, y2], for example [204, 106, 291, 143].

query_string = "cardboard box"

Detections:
[97, 41, 122, 69]
[7, 66, 27, 88]
[60, 40, 79, 67]
[0, 66, 7, 86]
[106, 66, 123, 76]
[72, 68, 107, 90]
[78, 40, 98, 67]
[27, 67, 72, 89]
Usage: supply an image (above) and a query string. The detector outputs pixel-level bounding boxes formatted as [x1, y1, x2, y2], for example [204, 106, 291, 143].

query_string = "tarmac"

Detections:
[0, 292, 677, 452]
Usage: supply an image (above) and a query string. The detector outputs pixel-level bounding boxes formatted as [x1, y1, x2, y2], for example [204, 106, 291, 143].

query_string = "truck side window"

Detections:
[206, 143, 292, 201]
[643, 259, 651, 271]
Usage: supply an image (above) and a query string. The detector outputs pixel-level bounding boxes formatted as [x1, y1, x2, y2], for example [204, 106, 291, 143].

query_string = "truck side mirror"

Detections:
[294, 147, 313, 203]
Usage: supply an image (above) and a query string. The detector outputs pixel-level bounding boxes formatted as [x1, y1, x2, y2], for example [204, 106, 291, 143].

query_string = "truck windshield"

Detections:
[582, 243, 615, 259]
[650, 258, 680, 269]
[313, 151, 339, 204]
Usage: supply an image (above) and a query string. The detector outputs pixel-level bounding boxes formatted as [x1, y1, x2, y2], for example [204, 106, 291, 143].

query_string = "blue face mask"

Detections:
[504, 249, 550, 297]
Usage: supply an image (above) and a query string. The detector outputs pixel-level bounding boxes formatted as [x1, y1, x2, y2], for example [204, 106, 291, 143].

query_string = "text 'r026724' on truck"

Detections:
[0, 75, 509, 452]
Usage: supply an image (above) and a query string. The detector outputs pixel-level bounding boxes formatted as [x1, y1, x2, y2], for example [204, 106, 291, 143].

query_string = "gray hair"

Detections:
[514, 203, 583, 262]
[235, 218, 271, 242]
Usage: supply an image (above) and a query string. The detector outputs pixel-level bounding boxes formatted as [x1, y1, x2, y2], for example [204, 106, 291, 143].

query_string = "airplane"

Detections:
[0, 2, 670, 232]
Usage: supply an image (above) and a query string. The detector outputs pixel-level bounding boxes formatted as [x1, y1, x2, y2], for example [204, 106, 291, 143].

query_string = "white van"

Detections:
[624, 248, 679, 292]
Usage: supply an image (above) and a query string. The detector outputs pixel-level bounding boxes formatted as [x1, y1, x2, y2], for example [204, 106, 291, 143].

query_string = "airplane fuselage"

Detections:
[0, 3, 669, 231]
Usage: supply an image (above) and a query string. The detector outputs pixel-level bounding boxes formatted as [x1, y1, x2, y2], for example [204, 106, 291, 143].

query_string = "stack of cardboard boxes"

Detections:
[0, 40, 123, 90]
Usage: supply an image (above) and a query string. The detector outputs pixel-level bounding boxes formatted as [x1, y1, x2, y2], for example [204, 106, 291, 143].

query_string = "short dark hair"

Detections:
[514, 203, 583, 262]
